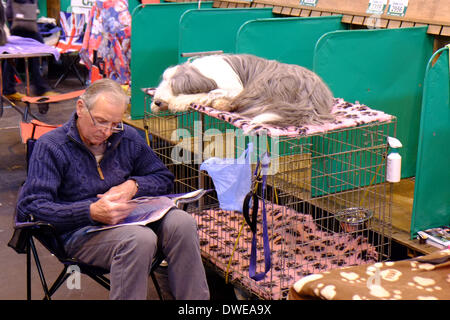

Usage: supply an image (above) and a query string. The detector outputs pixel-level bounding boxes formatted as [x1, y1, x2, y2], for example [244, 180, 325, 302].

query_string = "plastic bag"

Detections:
[200, 143, 253, 212]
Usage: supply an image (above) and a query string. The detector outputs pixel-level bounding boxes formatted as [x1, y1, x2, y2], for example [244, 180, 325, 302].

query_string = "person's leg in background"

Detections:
[4, 28, 57, 99]
[2, 59, 24, 100]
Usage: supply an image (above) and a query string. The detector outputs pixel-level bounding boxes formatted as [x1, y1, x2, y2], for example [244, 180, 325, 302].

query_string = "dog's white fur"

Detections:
[151, 54, 334, 127]
[154, 55, 243, 112]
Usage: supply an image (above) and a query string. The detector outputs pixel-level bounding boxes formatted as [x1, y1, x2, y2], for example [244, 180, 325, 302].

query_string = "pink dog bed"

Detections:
[193, 200, 379, 300]
[190, 98, 394, 137]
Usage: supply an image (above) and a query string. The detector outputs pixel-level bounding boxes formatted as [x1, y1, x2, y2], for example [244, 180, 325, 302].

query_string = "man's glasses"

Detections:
[83, 100, 124, 133]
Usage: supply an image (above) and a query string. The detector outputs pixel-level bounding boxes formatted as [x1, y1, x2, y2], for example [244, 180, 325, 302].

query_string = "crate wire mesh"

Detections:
[143, 105, 395, 300]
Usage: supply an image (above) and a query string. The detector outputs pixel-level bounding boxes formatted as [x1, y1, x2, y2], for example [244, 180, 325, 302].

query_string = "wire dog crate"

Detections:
[143, 102, 395, 300]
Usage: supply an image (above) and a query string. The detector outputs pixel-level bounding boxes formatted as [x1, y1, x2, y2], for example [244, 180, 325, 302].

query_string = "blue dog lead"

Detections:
[243, 152, 271, 281]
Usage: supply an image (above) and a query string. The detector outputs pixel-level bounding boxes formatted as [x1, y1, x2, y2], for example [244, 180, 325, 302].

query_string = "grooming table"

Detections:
[288, 248, 450, 300]
[190, 98, 394, 137]
[0, 36, 60, 120]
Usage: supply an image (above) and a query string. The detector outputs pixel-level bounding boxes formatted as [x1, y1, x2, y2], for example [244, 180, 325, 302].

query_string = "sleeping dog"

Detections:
[151, 54, 334, 127]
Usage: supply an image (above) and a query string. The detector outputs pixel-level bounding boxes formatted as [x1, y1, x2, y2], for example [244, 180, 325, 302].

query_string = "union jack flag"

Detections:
[56, 12, 86, 53]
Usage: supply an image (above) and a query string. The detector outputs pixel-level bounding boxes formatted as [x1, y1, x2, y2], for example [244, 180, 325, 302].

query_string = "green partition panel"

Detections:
[178, 8, 274, 62]
[232, 16, 347, 173]
[37, 0, 47, 17]
[177, 8, 274, 138]
[410, 47, 450, 237]
[235, 16, 347, 69]
[129, 0, 143, 13]
[313, 27, 433, 179]
[130, 2, 213, 119]
[60, 0, 71, 12]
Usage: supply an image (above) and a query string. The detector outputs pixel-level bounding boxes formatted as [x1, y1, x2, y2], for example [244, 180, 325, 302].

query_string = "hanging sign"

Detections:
[299, 0, 318, 7]
[387, 0, 409, 17]
[71, 0, 95, 16]
[366, 0, 387, 15]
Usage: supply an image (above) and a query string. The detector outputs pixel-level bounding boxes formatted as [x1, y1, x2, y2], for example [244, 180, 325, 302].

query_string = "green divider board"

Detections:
[178, 8, 274, 62]
[235, 16, 347, 69]
[310, 122, 395, 198]
[130, 2, 213, 120]
[313, 27, 433, 179]
[129, 0, 142, 13]
[59, 0, 70, 12]
[37, 0, 47, 17]
[410, 47, 450, 237]
[177, 8, 274, 139]
[234, 16, 348, 168]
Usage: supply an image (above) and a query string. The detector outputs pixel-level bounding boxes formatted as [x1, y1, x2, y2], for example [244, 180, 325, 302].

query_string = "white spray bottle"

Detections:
[386, 137, 402, 183]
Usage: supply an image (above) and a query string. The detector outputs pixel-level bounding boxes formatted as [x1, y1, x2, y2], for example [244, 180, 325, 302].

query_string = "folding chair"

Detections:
[7, 207, 166, 300]
[53, 11, 86, 88]
[7, 122, 166, 300]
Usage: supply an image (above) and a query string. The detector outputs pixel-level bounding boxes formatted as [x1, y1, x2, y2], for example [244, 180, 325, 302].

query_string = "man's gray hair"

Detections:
[80, 78, 129, 110]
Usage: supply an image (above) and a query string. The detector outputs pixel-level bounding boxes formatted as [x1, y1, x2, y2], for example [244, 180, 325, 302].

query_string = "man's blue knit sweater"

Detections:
[16, 112, 174, 238]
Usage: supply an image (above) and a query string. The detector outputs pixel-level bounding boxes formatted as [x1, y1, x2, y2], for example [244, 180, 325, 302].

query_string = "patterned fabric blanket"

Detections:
[190, 98, 394, 137]
[194, 200, 379, 300]
[0, 36, 60, 60]
[288, 249, 450, 300]
[80, 0, 131, 84]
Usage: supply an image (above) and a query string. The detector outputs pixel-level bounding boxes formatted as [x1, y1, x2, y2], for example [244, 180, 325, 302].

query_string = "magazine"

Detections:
[87, 189, 209, 233]
[418, 226, 450, 249]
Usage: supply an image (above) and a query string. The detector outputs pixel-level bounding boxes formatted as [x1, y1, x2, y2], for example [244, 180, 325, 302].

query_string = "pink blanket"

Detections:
[194, 200, 379, 300]
[190, 98, 394, 137]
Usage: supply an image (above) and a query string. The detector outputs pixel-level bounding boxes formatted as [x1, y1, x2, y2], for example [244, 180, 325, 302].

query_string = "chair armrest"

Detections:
[14, 221, 56, 231]
[9, 220, 66, 258]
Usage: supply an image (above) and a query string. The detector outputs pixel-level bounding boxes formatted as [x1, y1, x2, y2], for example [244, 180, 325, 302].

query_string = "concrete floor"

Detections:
[0, 71, 237, 300]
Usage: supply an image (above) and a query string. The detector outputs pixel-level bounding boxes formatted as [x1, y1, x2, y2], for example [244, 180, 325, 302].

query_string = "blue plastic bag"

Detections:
[200, 143, 253, 212]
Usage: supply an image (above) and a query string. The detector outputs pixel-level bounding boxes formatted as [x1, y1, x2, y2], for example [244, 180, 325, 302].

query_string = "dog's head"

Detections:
[151, 65, 179, 113]
[151, 61, 219, 113]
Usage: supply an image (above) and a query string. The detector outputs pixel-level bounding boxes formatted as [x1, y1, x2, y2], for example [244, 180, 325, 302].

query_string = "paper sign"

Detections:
[387, 0, 409, 17]
[70, 0, 94, 16]
[366, 0, 387, 15]
[299, 0, 318, 7]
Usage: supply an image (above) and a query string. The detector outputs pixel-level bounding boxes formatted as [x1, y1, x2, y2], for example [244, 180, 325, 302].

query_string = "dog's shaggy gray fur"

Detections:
[155, 54, 335, 127]
[223, 54, 334, 126]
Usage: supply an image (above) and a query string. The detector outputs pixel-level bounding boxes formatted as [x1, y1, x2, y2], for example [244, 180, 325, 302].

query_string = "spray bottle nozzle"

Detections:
[387, 137, 402, 149]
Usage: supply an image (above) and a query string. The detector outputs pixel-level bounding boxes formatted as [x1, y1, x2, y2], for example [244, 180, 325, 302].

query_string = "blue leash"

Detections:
[243, 152, 271, 281]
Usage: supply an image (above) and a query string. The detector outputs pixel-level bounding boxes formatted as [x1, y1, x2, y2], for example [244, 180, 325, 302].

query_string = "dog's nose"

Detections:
[152, 100, 168, 111]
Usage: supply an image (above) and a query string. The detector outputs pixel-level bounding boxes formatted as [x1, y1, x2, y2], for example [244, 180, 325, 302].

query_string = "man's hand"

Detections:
[97, 180, 138, 203]
[90, 192, 137, 225]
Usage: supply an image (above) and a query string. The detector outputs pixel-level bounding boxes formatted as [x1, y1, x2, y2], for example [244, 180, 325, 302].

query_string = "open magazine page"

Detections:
[132, 189, 208, 206]
[87, 189, 208, 233]
[87, 196, 175, 233]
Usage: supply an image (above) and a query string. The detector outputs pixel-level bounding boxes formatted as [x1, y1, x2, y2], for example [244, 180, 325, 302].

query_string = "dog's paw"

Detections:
[197, 95, 213, 107]
[170, 93, 210, 112]
[208, 89, 229, 100]
[169, 102, 191, 113]
[211, 98, 232, 111]
[250, 113, 283, 125]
